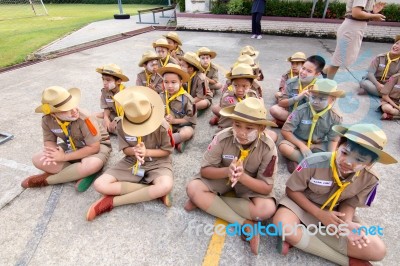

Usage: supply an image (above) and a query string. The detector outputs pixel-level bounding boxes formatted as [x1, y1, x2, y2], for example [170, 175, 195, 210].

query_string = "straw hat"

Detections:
[113, 86, 164, 137]
[152, 38, 173, 50]
[308, 79, 345, 98]
[35, 86, 81, 114]
[395, 35, 400, 43]
[240, 45, 259, 59]
[96, 64, 129, 82]
[226, 63, 257, 80]
[287, 52, 307, 62]
[138, 51, 161, 67]
[197, 47, 217, 59]
[158, 63, 190, 83]
[220, 97, 277, 127]
[178, 52, 204, 72]
[333, 124, 397, 164]
[163, 32, 182, 45]
[235, 54, 258, 69]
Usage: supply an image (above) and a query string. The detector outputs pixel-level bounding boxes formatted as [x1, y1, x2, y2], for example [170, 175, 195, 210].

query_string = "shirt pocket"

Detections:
[308, 177, 333, 195]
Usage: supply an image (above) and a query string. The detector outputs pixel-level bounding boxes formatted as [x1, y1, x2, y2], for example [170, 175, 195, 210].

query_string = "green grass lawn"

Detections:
[0, 4, 156, 68]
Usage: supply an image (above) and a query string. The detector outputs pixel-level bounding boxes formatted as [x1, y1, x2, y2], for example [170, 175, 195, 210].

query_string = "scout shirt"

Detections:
[200, 127, 277, 199]
[183, 72, 213, 100]
[365, 53, 400, 84]
[158, 54, 179, 68]
[204, 63, 219, 84]
[345, 0, 374, 17]
[160, 91, 197, 130]
[42, 114, 111, 151]
[279, 70, 297, 92]
[136, 70, 164, 94]
[171, 47, 184, 61]
[281, 152, 379, 225]
[380, 73, 400, 105]
[282, 77, 313, 112]
[100, 85, 124, 121]
[117, 119, 174, 170]
[282, 103, 342, 144]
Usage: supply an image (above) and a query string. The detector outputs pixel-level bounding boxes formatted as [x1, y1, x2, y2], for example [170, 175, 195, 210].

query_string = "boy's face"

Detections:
[180, 60, 192, 74]
[163, 73, 182, 95]
[336, 143, 373, 176]
[54, 108, 79, 121]
[232, 78, 252, 99]
[155, 47, 168, 59]
[166, 38, 178, 49]
[390, 41, 400, 56]
[199, 55, 211, 68]
[232, 120, 264, 145]
[102, 75, 120, 91]
[290, 61, 303, 74]
[299, 61, 319, 82]
[145, 60, 159, 73]
[309, 92, 335, 111]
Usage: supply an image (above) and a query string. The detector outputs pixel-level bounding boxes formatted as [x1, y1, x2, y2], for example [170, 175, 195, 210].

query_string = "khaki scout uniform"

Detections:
[184, 73, 213, 104]
[204, 63, 220, 91]
[136, 71, 164, 94]
[380, 73, 400, 106]
[42, 115, 111, 164]
[159, 55, 179, 68]
[280, 103, 342, 152]
[279, 152, 379, 249]
[279, 70, 295, 92]
[195, 128, 277, 200]
[100, 87, 123, 121]
[105, 119, 174, 184]
[171, 47, 184, 61]
[282, 77, 312, 112]
[160, 91, 197, 131]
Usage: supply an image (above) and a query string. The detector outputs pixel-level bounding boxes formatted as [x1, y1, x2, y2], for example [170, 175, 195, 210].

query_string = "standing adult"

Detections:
[251, 0, 266, 40]
[324, 1, 386, 79]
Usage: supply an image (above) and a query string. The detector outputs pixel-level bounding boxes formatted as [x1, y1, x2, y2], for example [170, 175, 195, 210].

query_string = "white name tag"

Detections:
[222, 154, 235, 160]
[125, 136, 137, 142]
[51, 129, 63, 134]
[310, 177, 332, 186]
[379, 64, 386, 68]
[301, 120, 312, 124]
[105, 98, 114, 103]
[142, 81, 147, 84]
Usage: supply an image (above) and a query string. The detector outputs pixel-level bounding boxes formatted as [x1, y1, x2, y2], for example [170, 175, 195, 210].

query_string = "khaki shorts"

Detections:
[279, 139, 328, 153]
[59, 143, 111, 164]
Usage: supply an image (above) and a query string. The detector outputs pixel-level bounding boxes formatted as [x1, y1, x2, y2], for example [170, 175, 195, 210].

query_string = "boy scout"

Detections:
[185, 98, 278, 255]
[379, 72, 400, 120]
[136, 50, 163, 94]
[276, 52, 307, 101]
[163, 31, 184, 61]
[359, 35, 400, 96]
[179, 51, 213, 115]
[96, 64, 129, 134]
[21, 86, 111, 192]
[153, 38, 179, 67]
[279, 79, 344, 173]
[87, 86, 174, 221]
[197, 47, 223, 95]
[158, 64, 196, 153]
[270, 55, 326, 127]
[240, 45, 264, 81]
[273, 123, 397, 265]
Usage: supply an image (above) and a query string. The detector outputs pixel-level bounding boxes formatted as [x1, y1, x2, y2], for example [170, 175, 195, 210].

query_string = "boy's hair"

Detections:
[338, 137, 379, 162]
[306, 55, 326, 73]
[188, 63, 199, 72]
[232, 78, 253, 84]
[102, 73, 121, 82]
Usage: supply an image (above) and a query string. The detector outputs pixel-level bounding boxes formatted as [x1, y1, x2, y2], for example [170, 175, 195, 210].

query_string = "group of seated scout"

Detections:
[19, 31, 399, 264]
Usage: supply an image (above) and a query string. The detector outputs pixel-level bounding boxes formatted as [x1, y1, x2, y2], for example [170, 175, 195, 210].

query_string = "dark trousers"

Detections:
[251, 12, 263, 35]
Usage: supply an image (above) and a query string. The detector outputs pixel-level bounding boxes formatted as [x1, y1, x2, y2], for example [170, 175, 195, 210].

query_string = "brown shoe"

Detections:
[21, 173, 50, 188]
[381, 113, 393, 120]
[241, 220, 260, 255]
[86, 196, 114, 221]
[274, 119, 285, 128]
[349, 257, 372, 266]
[286, 160, 298, 174]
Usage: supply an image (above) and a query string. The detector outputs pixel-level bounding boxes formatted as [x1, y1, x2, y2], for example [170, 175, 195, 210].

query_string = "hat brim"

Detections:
[225, 73, 257, 80]
[178, 56, 204, 72]
[287, 57, 306, 62]
[152, 42, 173, 50]
[333, 125, 397, 164]
[114, 86, 165, 137]
[96, 68, 129, 82]
[395, 35, 400, 43]
[308, 89, 346, 98]
[138, 56, 161, 67]
[198, 51, 216, 59]
[163, 34, 182, 45]
[158, 66, 190, 83]
[219, 105, 278, 127]
[35, 87, 81, 113]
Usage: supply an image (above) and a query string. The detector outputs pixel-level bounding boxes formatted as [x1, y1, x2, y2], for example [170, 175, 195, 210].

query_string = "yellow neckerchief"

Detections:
[226, 85, 244, 102]
[165, 87, 186, 115]
[187, 71, 197, 95]
[132, 136, 142, 175]
[320, 151, 360, 211]
[112, 84, 125, 117]
[381, 53, 400, 81]
[145, 70, 152, 87]
[293, 78, 317, 110]
[227, 85, 233, 92]
[290, 69, 294, 79]
[54, 117, 76, 151]
[160, 54, 170, 67]
[307, 102, 332, 148]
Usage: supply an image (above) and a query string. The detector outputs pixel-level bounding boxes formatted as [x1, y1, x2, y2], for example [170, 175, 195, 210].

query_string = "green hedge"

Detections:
[46, 0, 168, 4]
[211, 0, 400, 22]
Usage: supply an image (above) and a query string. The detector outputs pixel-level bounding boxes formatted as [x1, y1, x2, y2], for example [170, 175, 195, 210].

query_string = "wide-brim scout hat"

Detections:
[96, 63, 129, 82]
[152, 38, 173, 50]
[138, 50, 161, 67]
[113, 86, 164, 137]
[178, 51, 204, 72]
[35, 86, 81, 114]
[163, 31, 182, 45]
[395, 35, 400, 43]
[240, 45, 259, 60]
[226, 63, 257, 80]
[287, 52, 307, 62]
[308, 79, 345, 98]
[333, 124, 397, 164]
[234, 54, 258, 70]
[220, 97, 278, 127]
[196, 47, 217, 59]
[158, 63, 190, 83]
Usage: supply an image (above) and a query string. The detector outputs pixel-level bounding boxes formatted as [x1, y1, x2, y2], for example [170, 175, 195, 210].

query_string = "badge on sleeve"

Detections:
[207, 135, 218, 151]
[365, 183, 379, 207]
[296, 160, 308, 172]
[288, 111, 297, 121]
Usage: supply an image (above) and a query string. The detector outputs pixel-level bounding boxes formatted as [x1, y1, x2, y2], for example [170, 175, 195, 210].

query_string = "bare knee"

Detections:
[93, 175, 110, 193]
[369, 238, 386, 261]
[252, 200, 276, 220]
